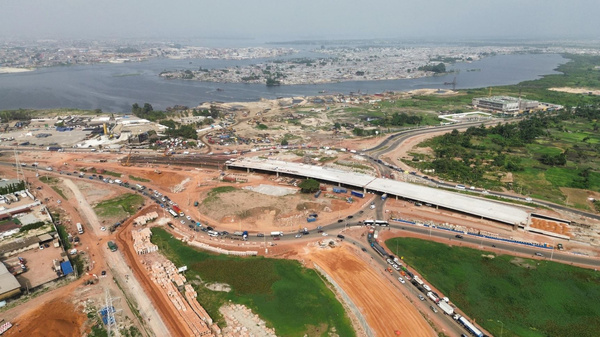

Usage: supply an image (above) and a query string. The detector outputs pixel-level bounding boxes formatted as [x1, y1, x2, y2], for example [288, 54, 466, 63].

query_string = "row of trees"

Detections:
[0, 181, 26, 195]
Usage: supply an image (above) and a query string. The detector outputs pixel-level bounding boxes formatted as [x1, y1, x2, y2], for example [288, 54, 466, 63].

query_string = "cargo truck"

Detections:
[233, 231, 248, 240]
[172, 205, 184, 217]
[437, 301, 454, 315]
[351, 190, 365, 198]
[270, 231, 284, 237]
[306, 217, 316, 223]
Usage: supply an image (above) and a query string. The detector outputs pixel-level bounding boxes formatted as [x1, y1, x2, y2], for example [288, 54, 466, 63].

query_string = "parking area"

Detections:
[14, 242, 66, 288]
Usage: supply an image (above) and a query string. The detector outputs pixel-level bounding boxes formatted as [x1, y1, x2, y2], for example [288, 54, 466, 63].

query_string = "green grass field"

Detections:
[385, 237, 600, 337]
[201, 186, 237, 206]
[93, 193, 144, 218]
[151, 228, 355, 337]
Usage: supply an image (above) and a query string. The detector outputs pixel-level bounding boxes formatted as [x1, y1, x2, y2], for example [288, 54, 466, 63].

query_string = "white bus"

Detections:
[168, 209, 178, 218]
[375, 220, 389, 227]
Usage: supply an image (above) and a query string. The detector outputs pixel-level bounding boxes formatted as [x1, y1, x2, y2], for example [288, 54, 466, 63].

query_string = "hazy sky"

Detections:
[1, 0, 598, 42]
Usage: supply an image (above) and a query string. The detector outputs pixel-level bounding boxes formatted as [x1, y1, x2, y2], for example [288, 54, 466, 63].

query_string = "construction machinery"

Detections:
[121, 148, 133, 167]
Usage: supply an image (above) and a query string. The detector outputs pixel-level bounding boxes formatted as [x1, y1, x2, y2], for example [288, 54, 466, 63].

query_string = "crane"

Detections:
[121, 148, 133, 166]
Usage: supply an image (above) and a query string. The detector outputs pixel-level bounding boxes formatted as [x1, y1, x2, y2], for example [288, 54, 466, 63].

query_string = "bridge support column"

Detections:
[247, 168, 250, 173]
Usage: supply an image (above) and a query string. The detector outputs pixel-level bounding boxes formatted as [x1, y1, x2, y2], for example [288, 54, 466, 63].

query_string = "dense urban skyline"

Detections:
[1, 0, 599, 41]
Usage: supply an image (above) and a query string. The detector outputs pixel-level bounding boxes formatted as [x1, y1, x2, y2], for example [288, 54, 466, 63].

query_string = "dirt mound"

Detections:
[6, 298, 87, 337]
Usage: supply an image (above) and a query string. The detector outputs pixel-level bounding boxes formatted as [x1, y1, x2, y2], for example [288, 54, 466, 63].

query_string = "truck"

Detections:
[332, 187, 347, 193]
[458, 316, 484, 337]
[107, 241, 118, 252]
[437, 301, 454, 315]
[270, 231, 284, 237]
[351, 190, 365, 198]
[427, 291, 439, 303]
[135, 184, 146, 190]
[412, 276, 424, 286]
[172, 205, 184, 217]
[306, 217, 316, 223]
[233, 231, 249, 240]
[46, 146, 62, 151]
[76, 223, 84, 234]
[314, 190, 322, 198]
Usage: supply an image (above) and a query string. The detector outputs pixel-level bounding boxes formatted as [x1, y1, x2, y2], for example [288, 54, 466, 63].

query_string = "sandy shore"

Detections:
[549, 87, 600, 96]
[0, 67, 35, 74]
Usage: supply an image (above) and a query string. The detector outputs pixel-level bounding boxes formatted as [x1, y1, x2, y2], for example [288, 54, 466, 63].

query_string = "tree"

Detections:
[281, 139, 289, 146]
[209, 105, 220, 119]
[298, 179, 320, 193]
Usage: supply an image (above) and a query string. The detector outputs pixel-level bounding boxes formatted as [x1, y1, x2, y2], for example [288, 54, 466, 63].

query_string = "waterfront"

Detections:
[0, 53, 566, 112]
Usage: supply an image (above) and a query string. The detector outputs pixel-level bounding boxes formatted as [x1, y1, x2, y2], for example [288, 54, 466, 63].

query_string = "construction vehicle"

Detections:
[121, 148, 133, 167]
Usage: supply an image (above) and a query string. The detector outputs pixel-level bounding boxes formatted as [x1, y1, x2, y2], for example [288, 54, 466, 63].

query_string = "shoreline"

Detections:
[0, 67, 35, 74]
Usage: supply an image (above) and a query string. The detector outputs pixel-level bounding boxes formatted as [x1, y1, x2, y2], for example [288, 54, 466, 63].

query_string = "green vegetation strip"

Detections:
[128, 175, 150, 182]
[93, 193, 144, 218]
[151, 228, 355, 337]
[202, 186, 236, 205]
[385, 237, 600, 337]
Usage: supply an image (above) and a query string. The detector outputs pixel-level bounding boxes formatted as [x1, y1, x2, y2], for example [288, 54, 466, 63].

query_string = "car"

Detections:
[273, 236, 280, 240]
[535, 252, 544, 257]
[189, 224, 194, 229]
[321, 232, 328, 236]
[337, 219, 344, 223]
[361, 247, 367, 252]
[455, 234, 463, 239]
[295, 234, 302, 238]
[386, 258, 394, 265]
[186, 216, 192, 221]
[180, 220, 185, 224]
[100, 227, 106, 231]
[525, 197, 533, 201]
[206, 226, 214, 231]
[317, 226, 323, 230]
[257, 233, 265, 237]
[369, 204, 376, 209]
[39, 245, 44, 250]
[347, 215, 353, 219]
[337, 234, 345, 239]
[430, 306, 438, 313]
[101, 270, 107, 276]
[392, 264, 401, 271]
[318, 229, 324, 233]
[418, 294, 425, 301]
[397, 276, 405, 284]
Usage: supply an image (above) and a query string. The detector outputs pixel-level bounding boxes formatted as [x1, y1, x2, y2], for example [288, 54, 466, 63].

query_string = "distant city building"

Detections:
[472, 96, 539, 113]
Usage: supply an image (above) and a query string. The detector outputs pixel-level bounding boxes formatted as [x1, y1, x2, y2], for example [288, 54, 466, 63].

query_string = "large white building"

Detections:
[472, 96, 539, 113]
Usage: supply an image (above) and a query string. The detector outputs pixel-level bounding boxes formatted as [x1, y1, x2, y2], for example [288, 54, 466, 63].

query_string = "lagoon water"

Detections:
[0, 53, 566, 112]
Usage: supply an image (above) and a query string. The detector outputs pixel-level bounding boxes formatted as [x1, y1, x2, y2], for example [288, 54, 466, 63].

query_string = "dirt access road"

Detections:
[63, 180, 171, 337]
[308, 243, 435, 337]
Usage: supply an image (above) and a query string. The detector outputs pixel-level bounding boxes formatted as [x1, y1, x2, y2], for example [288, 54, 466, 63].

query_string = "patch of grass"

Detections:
[318, 156, 337, 162]
[100, 170, 122, 177]
[93, 193, 144, 218]
[39, 176, 58, 184]
[51, 186, 68, 199]
[128, 175, 150, 182]
[385, 237, 600, 337]
[151, 228, 355, 337]
[202, 186, 236, 206]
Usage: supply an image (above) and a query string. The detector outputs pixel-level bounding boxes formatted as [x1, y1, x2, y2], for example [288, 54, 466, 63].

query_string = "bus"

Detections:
[208, 230, 220, 237]
[76, 223, 84, 234]
[375, 220, 389, 227]
[168, 209, 178, 218]
[363, 220, 375, 226]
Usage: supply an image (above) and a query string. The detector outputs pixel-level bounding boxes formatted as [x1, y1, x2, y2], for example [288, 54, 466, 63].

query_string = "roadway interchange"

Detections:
[363, 122, 600, 222]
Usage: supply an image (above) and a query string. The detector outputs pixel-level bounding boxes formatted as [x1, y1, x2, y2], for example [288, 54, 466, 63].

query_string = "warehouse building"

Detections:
[0, 263, 21, 300]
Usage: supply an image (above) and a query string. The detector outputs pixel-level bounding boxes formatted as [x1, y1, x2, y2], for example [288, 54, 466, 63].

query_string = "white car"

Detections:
[180, 220, 185, 224]
[100, 226, 106, 231]
[186, 216, 192, 221]
[321, 232, 328, 236]
[398, 276, 405, 284]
